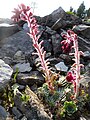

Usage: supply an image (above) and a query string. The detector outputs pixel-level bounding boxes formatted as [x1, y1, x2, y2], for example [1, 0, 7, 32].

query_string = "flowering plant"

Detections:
[12, 3, 58, 92]
[61, 30, 84, 98]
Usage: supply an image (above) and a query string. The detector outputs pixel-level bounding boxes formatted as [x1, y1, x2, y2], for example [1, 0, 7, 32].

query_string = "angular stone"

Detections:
[0, 59, 13, 91]
[12, 107, 22, 119]
[55, 61, 68, 72]
[14, 51, 23, 60]
[13, 62, 32, 73]
[45, 26, 56, 35]
[73, 24, 90, 39]
[51, 34, 62, 55]
[17, 71, 44, 86]
[83, 51, 90, 59]
[0, 105, 8, 120]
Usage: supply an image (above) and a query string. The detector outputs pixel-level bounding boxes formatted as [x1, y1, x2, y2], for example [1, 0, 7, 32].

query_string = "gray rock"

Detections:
[13, 62, 32, 73]
[59, 54, 72, 64]
[0, 30, 34, 60]
[21, 116, 27, 120]
[80, 116, 90, 120]
[55, 61, 68, 72]
[38, 27, 62, 55]
[88, 82, 90, 96]
[51, 18, 67, 30]
[45, 26, 56, 35]
[38, 26, 62, 55]
[17, 71, 45, 86]
[23, 23, 29, 32]
[51, 34, 62, 55]
[84, 51, 90, 56]
[80, 63, 90, 86]
[3, 56, 13, 65]
[18, 84, 25, 91]
[12, 107, 22, 119]
[73, 25, 90, 52]
[84, 51, 90, 59]
[13, 50, 26, 64]
[0, 23, 19, 40]
[0, 105, 8, 120]
[73, 24, 90, 39]
[78, 36, 90, 52]
[42, 39, 52, 52]
[14, 51, 23, 60]
[37, 26, 53, 53]
[14, 87, 52, 120]
[52, 15, 81, 30]
[85, 63, 90, 74]
[0, 59, 13, 91]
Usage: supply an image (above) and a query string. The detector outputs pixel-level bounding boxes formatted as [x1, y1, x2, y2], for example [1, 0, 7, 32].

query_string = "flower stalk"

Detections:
[11, 3, 55, 91]
[61, 30, 84, 98]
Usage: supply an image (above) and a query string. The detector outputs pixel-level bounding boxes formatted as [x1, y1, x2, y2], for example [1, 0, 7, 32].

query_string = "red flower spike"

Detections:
[61, 31, 74, 53]
[11, 3, 52, 91]
[62, 30, 84, 98]
[66, 72, 75, 83]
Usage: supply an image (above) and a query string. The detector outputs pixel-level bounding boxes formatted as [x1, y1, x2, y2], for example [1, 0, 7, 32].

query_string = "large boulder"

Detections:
[73, 24, 90, 39]
[35, 7, 82, 29]
[0, 30, 34, 64]
[36, 7, 66, 27]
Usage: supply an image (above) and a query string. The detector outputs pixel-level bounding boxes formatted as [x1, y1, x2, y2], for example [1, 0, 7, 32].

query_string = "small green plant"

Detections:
[66, 11, 75, 15]
[12, 84, 30, 103]
[1, 85, 14, 109]
[38, 83, 60, 107]
[63, 101, 77, 116]
[13, 68, 18, 82]
[20, 93, 30, 103]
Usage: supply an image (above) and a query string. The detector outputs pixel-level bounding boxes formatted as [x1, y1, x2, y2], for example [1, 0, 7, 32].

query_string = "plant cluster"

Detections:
[11, 3, 90, 119]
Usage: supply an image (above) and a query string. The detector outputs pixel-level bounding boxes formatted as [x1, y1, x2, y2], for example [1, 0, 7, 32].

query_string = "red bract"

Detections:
[11, 3, 31, 22]
[66, 72, 75, 83]
[61, 30, 74, 53]
[61, 40, 73, 53]
[66, 72, 76, 93]
[18, 3, 30, 13]
[11, 8, 21, 22]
